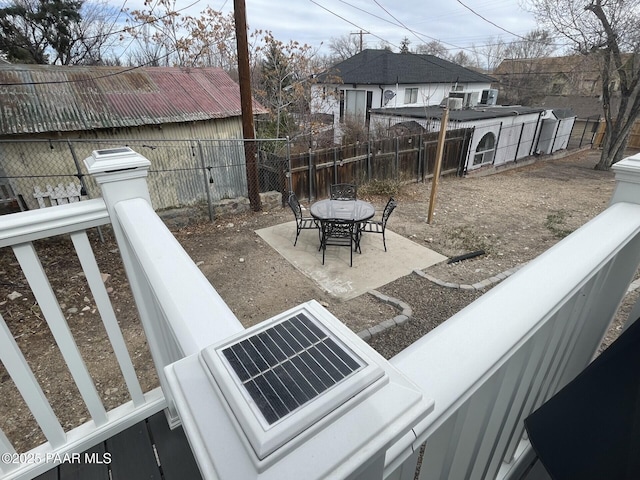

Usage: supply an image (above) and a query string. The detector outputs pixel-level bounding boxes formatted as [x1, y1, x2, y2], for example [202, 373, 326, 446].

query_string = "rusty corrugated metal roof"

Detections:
[0, 65, 267, 135]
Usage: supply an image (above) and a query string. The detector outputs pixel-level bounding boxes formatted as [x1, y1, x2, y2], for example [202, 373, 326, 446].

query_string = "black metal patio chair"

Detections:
[359, 197, 397, 252]
[287, 192, 319, 246]
[330, 183, 357, 201]
[320, 219, 359, 267]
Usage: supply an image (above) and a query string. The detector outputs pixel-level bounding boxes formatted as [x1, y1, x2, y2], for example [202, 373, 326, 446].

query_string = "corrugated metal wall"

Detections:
[0, 118, 260, 211]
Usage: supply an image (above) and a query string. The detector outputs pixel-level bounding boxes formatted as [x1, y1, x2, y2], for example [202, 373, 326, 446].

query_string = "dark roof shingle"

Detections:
[317, 49, 494, 85]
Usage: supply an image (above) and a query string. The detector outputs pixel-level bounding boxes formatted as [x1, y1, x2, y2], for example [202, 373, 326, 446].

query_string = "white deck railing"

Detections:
[384, 199, 640, 480]
[2, 148, 640, 480]
[381, 154, 640, 480]
[0, 199, 166, 480]
[0, 151, 244, 480]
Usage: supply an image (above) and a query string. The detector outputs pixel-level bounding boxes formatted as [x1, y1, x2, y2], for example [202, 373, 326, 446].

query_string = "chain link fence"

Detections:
[0, 138, 290, 218]
[0, 119, 596, 218]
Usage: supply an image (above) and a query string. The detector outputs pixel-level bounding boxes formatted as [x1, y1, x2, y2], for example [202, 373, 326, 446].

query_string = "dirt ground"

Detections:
[1, 147, 637, 452]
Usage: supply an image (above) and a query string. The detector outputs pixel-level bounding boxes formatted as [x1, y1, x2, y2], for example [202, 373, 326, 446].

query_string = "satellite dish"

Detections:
[383, 89, 396, 105]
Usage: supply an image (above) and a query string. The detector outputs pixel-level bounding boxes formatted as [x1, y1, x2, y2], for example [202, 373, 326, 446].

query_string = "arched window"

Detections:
[473, 132, 496, 165]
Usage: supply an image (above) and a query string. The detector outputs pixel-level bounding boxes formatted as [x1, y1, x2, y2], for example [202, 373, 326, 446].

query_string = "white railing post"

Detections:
[610, 152, 640, 205]
[84, 148, 181, 422]
[84, 148, 153, 207]
[84, 147, 244, 429]
[611, 152, 640, 331]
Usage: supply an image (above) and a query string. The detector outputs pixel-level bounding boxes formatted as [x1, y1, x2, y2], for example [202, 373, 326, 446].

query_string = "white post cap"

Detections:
[611, 152, 640, 205]
[84, 147, 151, 178]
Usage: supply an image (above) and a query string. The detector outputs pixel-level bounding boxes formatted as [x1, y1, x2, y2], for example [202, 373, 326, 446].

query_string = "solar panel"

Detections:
[221, 313, 362, 425]
[204, 305, 387, 460]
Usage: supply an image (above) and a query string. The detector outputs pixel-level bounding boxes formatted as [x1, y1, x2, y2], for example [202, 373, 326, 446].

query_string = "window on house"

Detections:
[404, 88, 418, 104]
[473, 132, 496, 165]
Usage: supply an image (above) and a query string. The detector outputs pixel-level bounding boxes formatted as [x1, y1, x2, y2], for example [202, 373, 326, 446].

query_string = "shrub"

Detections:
[358, 178, 402, 197]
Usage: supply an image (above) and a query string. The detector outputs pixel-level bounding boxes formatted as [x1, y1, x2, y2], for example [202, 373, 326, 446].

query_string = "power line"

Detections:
[0, 0, 211, 85]
[310, 0, 498, 82]
[366, 0, 567, 51]
[335, 0, 565, 56]
[338, 0, 473, 53]
[105, 0, 128, 38]
[455, 0, 529, 41]
[312, 0, 498, 76]
[72, 0, 203, 45]
[309, 0, 398, 49]
[372, 0, 422, 46]
[0, 50, 178, 86]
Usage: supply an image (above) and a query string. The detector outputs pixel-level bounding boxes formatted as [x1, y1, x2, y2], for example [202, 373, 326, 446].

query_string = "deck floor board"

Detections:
[147, 411, 201, 480]
[58, 444, 109, 480]
[33, 412, 202, 480]
[106, 419, 160, 480]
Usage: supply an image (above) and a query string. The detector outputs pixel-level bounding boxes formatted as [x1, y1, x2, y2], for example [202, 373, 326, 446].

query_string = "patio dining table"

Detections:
[310, 198, 375, 224]
[310, 199, 376, 258]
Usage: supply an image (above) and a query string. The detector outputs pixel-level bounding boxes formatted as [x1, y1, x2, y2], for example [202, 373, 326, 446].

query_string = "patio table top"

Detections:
[310, 199, 375, 223]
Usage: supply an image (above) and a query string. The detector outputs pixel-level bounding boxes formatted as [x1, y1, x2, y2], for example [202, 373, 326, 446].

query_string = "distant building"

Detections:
[0, 64, 267, 210]
[369, 105, 576, 173]
[311, 49, 495, 142]
[492, 54, 629, 105]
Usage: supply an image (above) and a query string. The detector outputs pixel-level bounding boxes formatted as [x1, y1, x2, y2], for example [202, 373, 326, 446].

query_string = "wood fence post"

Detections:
[427, 108, 449, 224]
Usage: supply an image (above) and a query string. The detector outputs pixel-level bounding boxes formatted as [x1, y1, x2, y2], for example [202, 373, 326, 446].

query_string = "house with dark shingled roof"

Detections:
[311, 50, 577, 172]
[310, 49, 495, 141]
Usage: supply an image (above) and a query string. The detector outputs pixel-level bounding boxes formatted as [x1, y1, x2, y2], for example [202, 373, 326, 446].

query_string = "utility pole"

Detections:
[234, 0, 261, 211]
[350, 30, 370, 52]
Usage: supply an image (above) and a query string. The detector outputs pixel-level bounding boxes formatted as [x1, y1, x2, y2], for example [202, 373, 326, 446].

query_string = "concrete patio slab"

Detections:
[256, 221, 448, 300]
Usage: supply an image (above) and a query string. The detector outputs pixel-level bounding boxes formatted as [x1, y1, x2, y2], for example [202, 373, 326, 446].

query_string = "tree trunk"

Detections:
[595, 138, 628, 170]
[594, 83, 639, 170]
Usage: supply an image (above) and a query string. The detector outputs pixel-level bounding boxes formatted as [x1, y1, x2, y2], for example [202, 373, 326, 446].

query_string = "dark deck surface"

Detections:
[34, 412, 202, 480]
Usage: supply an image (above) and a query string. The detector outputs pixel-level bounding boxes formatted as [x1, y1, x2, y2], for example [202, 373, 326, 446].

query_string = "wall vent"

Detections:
[204, 308, 385, 460]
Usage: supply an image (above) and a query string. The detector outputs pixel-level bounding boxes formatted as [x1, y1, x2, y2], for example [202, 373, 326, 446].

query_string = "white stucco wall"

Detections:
[311, 82, 493, 114]
[369, 110, 552, 172]
[461, 113, 544, 170]
[311, 82, 493, 142]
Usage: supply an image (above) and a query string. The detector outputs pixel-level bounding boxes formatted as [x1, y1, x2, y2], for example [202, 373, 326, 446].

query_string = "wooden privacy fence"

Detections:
[593, 117, 640, 149]
[286, 128, 473, 201]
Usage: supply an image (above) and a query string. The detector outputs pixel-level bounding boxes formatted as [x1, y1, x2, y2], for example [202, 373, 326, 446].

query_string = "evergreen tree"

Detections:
[0, 0, 82, 64]
[400, 37, 410, 54]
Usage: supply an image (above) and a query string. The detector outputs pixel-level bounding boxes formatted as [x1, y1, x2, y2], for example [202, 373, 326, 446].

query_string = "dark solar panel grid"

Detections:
[222, 313, 362, 425]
